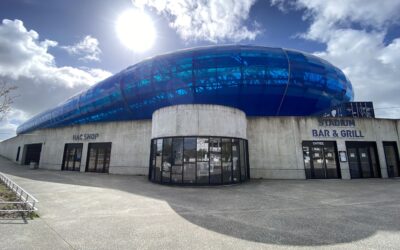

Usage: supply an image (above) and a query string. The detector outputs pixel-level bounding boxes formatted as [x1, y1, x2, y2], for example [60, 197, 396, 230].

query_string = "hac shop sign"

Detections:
[72, 133, 99, 141]
[312, 118, 364, 138]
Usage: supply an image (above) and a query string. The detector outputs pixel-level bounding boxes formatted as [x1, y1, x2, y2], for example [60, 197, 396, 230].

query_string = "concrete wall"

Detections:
[247, 117, 400, 179]
[0, 120, 152, 175]
[1, 106, 399, 180]
[152, 104, 247, 139]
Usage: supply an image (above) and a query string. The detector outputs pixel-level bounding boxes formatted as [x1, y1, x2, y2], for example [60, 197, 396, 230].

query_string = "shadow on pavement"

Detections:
[0, 156, 399, 246]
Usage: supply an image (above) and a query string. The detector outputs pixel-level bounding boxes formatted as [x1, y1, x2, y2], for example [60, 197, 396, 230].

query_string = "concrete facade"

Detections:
[247, 117, 400, 179]
[0, 120, 152, 175]
[152, 104, 247, 139]
[1, 104, 399, 180]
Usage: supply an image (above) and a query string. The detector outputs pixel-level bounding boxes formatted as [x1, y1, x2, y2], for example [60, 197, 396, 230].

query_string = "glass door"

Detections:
[311, 146, 325, 178]
[324, 146, 339, 178]
[62, 143, 83, 171]
[302, 141, 340, 179]
[86, 143, 112, 173]
[383, 142, 400, 178]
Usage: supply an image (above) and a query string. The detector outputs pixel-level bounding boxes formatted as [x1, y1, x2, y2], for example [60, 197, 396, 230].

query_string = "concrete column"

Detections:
[292, 119, 306, 179]
[336, 140, 350, 179]
[376, 141, 388, 178]
[80, 142, 88, 172]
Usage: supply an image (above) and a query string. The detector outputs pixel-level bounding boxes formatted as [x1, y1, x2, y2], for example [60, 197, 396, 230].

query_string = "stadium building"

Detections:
[0, 45, 399, 185]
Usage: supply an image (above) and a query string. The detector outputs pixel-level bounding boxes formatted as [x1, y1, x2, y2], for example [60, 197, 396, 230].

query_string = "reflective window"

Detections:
[17, 46, 354, 135]
[232, 139, 240, 182]
[171, 138, 183, 183]
[62, 143, 83, 171]
[150, 136, 249, 185]
[86, 143, 111, 173]
[197, 138, 209, 184]
[210, 138, 222, 184]
[162, 138, 172, 183]
[155, 139, 162, 181]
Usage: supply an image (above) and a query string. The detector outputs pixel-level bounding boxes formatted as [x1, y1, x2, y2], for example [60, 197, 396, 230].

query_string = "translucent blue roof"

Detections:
[17, 45, 353, 134]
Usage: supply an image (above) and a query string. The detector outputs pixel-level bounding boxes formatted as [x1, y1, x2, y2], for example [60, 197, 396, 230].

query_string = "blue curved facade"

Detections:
[17, 45, 354, 134]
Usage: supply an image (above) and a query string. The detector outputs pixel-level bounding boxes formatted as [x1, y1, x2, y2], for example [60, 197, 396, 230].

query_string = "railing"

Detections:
[0, 172, 38, 212]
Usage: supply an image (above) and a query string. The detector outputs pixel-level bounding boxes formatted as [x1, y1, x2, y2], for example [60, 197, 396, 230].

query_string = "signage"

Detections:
[311, 129, 364, 138]
[72, 133, 99, 141]
[312, 118, 364, 138]
[339, 151, 347, 162]
[318, 118, 355, 127]
[318, 102, 375, 118]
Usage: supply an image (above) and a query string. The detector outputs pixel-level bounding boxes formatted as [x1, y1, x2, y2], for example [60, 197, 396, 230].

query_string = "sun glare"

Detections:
[116, 9, 156, 52]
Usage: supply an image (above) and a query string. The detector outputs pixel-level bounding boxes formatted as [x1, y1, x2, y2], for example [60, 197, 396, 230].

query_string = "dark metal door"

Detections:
[346, 142, 381, 178]
[24, 143, 42, 165]
[383, 142, 400, 178]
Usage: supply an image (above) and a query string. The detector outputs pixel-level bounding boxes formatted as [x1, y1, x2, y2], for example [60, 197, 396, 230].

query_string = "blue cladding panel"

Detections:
[17, 45, 354, 134]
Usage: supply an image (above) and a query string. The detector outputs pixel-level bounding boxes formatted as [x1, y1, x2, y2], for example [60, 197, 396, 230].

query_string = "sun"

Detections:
[116, 9, 156, 52]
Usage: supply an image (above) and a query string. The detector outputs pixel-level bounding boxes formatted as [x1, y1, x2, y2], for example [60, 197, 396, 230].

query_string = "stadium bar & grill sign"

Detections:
[312, 118, 364, 138]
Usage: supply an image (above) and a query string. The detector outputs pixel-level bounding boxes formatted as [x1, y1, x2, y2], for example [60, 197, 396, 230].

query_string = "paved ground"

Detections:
[0, 157, 399, 250]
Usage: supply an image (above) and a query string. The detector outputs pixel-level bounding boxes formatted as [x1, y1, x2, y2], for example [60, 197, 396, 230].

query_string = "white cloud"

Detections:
[133, 0, 261, 42]
[271, 0, 400, 118]
[0, 109, 28, 141]
[61, 35, 102, 62]
[0, 19, 112, 140]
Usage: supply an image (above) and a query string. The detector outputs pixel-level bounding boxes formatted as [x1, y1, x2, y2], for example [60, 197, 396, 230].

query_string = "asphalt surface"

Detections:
[0, 156, 399, 250]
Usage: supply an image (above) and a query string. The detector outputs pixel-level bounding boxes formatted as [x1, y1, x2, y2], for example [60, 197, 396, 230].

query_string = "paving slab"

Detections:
[0, 156, 399, 249]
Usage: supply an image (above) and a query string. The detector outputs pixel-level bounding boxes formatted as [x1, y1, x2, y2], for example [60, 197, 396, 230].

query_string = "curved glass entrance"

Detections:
[149, 136, 249, 185]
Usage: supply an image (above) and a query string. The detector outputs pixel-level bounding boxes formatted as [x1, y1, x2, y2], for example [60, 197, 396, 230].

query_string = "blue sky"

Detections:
[0, 0, 399, 140]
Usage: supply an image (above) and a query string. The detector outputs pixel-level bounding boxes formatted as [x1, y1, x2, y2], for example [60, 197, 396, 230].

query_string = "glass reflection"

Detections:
[150, 136, 249, 185]
[18, 46, 353, 135]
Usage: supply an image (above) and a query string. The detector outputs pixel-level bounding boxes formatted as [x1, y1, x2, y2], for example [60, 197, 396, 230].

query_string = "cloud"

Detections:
[61, 35, 102, 62]
[0, 109, 28, 141]
[271, 0, 400, 118]
[0, 19, 112, 140]
[133, 0, 261, 42]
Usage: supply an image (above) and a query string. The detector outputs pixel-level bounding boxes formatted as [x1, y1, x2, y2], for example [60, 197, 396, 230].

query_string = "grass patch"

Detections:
[0, 182, 18, 202]
[0, 181, 39, 219]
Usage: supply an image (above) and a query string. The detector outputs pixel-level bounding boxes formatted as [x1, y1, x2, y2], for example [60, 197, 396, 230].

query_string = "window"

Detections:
[171, 138, 183, 183]
[16, 146, 21, 161]
[197, 138, 209, 184]
[149, 136, 249, 185]
[86, 143, 111, 173]
[62, 143, 83, 171]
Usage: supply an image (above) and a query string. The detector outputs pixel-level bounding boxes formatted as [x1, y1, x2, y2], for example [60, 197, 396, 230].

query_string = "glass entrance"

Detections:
[149, 136, 249, 185]
[302, 141, 340, 179]
[346, 142, 381, 178]
[86, 143, 111, 173]
[383, 142, 400, 178]
[62, 143, 83, 171]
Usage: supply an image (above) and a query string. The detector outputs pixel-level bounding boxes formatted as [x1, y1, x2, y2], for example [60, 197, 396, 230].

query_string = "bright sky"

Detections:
[0, 0, 400, 140]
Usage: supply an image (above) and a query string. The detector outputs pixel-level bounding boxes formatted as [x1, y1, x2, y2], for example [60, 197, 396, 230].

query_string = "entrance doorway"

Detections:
[346, 141, 381, 178]
[302, 141, 340, 179]
[86, 143, 111, 173]
[24, 143, 42, 165]
[62, 143, 83, 171]
[383, 142, 400, 178]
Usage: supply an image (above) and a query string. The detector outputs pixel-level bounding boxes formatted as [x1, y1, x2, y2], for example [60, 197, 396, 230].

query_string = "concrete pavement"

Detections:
[0, 156, 399, 249]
